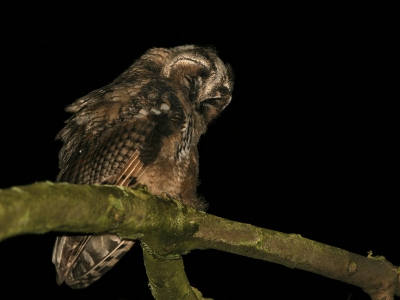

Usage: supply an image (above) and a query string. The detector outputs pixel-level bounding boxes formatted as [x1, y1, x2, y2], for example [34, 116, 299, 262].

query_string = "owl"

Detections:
[52, 45, 234, 288]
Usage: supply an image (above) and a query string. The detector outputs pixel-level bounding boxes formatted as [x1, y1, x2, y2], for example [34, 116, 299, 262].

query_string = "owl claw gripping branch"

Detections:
[52, 45, 234, 288]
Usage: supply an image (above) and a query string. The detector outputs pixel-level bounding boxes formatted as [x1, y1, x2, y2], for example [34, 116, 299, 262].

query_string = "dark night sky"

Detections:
[0, 2, 398, 299]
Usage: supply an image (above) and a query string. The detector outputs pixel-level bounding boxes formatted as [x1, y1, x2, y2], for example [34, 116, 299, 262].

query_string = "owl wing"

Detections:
[53, 87, 186, 288]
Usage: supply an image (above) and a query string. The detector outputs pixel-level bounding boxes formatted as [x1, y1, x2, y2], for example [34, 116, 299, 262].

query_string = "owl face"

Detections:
[159, 45, 234, 125]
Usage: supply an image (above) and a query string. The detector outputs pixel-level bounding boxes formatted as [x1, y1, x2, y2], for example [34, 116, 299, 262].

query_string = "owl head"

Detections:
[159, 45, 234, 125]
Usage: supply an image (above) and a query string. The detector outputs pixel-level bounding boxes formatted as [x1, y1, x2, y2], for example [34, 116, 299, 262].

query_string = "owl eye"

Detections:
[202, 98, 220, 107]
[184, 76, 198, 94]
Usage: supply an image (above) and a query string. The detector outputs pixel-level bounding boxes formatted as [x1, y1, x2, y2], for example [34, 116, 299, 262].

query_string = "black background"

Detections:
[0, 2, 398, 299]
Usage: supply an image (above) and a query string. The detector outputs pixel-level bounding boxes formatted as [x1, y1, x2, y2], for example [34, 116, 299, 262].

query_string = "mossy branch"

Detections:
[0, 182, 398, 299]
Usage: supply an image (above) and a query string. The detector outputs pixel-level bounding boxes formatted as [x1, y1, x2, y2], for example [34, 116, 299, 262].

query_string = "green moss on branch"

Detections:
[0, 182, 398, 299]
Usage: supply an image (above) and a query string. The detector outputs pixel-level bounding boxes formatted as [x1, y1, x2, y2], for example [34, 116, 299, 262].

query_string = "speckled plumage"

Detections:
[52, 45, 234, 288]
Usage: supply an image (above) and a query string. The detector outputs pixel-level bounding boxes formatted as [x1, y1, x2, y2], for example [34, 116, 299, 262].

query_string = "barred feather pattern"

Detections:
[52, 45, 234, 289]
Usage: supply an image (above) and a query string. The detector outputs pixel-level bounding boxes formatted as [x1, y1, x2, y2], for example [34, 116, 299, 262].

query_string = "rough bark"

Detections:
[0, 182, 398, 299]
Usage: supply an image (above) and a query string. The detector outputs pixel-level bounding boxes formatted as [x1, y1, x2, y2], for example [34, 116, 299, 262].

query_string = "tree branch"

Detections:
[0, 182, 398, 299]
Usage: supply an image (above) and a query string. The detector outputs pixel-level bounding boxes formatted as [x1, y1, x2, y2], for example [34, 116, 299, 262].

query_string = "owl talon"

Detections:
[160, 192, 173, 200]
[135, 184, 148, 192]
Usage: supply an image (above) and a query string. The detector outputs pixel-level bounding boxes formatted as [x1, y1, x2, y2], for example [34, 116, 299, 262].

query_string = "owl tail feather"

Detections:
[52, 235, 90, 285]
[53, 234, 134, 289]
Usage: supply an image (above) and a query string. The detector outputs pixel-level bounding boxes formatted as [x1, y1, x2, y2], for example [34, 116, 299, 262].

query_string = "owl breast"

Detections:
[137, 126, 199, 208]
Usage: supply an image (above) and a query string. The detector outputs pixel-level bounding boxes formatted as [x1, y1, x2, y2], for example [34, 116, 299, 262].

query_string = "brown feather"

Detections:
[53, 45, 234, 288]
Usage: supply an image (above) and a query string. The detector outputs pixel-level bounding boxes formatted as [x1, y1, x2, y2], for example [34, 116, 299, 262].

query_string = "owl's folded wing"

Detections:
[54, 90, 186, 288]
